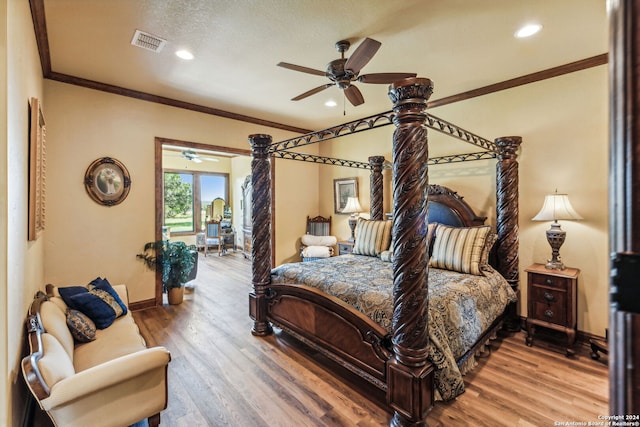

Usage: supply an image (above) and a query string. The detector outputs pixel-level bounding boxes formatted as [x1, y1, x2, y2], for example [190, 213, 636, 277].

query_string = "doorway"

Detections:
[154, 136, 275, 305]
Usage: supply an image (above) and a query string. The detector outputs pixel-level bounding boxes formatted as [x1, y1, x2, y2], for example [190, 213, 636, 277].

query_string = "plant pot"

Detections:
[167, 287, 184, 305]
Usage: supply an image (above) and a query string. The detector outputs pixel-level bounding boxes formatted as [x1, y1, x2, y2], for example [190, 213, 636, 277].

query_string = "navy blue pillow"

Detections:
[58, 286, 90, 311]
[68, 291, 117, 329]
[57, 278, 127, 329]
[88, 277, 127, 316]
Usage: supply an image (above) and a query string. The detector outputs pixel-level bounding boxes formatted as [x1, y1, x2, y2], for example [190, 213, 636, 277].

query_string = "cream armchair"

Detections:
[300, 215, 337, 262]
[22, 285, 171, 427]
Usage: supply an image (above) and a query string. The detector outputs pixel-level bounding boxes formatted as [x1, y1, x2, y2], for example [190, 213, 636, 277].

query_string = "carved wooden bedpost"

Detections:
[495, 136, 521, 287]
[248, 134, 273, 337]
[495, 136, 522, 330]
[369, 155, 385, 220]
[387, 78, 434, 427]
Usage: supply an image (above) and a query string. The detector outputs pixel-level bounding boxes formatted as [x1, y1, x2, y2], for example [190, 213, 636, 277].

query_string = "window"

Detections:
[163, 170, 228, 234]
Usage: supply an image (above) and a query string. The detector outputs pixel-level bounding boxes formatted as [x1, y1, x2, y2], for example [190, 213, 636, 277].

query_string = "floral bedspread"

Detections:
[270, 254, 517, 401]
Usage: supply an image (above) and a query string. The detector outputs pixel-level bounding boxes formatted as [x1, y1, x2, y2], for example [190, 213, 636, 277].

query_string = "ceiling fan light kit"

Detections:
[278, 37, 416, 106]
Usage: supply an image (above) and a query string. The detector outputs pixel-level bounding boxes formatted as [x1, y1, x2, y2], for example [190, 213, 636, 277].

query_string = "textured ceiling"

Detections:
[42, 0, 608, 131]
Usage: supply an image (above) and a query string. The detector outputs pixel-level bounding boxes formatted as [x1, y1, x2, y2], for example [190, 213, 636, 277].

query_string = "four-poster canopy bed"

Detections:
[248, 77, 521, 427]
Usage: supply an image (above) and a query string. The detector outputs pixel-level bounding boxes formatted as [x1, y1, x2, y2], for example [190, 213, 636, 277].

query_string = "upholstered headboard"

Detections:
[426, 185, 486, 227]
[386, 185, 487, 228]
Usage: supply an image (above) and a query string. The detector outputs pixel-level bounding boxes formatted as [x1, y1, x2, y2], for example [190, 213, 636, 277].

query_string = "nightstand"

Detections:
[337, 241, 354, 255]
[525, 263, 579, 357]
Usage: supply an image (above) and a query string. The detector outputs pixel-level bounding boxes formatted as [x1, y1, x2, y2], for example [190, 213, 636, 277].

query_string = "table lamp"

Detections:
[532, 191, 583, 270]
[342, 197, 362, 243]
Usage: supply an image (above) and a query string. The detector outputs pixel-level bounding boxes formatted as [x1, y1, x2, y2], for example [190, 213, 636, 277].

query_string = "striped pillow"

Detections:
[429, 225, 491, 275]
[353, 219, 392, 256]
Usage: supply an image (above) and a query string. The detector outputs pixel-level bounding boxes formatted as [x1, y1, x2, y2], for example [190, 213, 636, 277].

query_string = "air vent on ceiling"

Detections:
[131, 29, 167, 53]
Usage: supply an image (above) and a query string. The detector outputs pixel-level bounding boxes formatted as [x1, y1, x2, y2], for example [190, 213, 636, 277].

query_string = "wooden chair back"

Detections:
[306, 215, 331, 236]
[206, 220, 221, 239]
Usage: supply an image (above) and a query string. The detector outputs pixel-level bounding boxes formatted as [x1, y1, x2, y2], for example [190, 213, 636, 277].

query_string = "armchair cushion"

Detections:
[301, 234, 337, 247]
[301, 246, 332, 258]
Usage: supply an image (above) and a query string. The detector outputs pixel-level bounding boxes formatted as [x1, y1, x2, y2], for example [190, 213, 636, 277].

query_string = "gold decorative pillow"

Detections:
[353, 218, 392, 257]
[429, 225, 491, 275]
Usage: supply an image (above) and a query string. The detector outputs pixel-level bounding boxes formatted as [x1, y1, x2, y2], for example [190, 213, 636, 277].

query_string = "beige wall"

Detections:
[42, 82, 318, 304]
[319, 66, 609, 336]
[4, 0, 46, 424]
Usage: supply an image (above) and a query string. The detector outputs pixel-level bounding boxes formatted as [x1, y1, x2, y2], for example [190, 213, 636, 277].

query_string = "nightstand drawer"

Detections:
[532, 301, 567, 324]
[529, 273, 570, 291]
[530, 285, 566, 307]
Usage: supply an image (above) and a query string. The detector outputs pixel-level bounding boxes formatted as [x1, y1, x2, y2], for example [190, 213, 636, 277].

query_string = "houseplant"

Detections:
[137, 240, 196, 304]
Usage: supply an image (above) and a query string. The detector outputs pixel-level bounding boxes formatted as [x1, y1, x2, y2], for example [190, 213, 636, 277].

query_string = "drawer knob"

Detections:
[545, 278, 554, 285]
[544, 292, 555, 302]
[544, 309, 554, 319]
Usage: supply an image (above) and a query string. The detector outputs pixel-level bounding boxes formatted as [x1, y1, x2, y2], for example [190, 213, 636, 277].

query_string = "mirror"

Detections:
[212, 198, 225, 220]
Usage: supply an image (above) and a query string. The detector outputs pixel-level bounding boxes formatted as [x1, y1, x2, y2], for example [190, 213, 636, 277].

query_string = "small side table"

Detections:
[525, 263, 579, 357]
[338, 241, 354, 255]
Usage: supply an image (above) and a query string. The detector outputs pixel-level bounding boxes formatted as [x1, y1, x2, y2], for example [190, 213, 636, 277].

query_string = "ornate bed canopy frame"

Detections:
[248, 77, 521, 427]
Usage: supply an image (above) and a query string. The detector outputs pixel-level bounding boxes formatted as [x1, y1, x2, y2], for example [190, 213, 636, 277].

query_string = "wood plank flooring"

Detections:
[131, 252, 608, 427]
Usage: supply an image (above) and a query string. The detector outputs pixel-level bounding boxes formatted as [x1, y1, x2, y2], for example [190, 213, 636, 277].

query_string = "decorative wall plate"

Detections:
[84, 157, 131, 206]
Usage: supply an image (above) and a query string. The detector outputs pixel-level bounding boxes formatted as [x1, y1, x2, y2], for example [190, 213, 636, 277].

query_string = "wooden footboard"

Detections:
[253, 284, 392, 390]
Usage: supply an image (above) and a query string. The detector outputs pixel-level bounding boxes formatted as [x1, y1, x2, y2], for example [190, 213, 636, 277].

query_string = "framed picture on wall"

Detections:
[28, 97, 46, 241]
[334, 177, 358, 214]
[84, 157, 132, 206]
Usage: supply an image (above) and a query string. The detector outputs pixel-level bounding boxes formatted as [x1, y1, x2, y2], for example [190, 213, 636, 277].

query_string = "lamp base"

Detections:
[545, 222, 566, 270]
[545, 259, 566, 270]
[348, 215, 358, 243]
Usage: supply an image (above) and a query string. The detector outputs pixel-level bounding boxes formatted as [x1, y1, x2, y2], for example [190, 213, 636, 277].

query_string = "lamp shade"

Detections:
[532, 193, 583, 222]
[342, 197, 362, 214]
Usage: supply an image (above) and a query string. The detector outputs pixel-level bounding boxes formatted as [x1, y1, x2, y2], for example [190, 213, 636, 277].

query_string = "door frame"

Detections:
[154, 136, 276, 306]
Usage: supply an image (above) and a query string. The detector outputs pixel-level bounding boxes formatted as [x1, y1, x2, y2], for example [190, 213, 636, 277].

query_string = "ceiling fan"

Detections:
[278, 38, 416, 107]
[180, 150, 219, 163]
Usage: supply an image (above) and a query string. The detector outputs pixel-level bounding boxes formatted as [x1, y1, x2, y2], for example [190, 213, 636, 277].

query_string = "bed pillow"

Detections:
[480, 232, 498, 270]
[381, 222, 438, 263]
[429, 224, 491, 275]
[427, 222, 439, 256]
[380, 250, 394, 263]
[353, 218, 392, 256]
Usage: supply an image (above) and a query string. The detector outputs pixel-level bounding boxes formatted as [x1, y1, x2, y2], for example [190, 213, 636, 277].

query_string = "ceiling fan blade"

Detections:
[358, 72, 417, 84]
[344, 38, 381, 74]
[291, 83, 333, 101]
[277, 62, 326, 77]
[344, 85, 364, 106]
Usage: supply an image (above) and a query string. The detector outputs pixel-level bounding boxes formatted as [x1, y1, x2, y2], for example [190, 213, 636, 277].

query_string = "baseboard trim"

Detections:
[130, 298, 158, 311]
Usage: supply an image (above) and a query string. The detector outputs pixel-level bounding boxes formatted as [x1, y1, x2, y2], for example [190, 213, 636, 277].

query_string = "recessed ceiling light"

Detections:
[175, 49, 194, 60]
[515, 23, 542, 38]
[324, 100, 337, 107]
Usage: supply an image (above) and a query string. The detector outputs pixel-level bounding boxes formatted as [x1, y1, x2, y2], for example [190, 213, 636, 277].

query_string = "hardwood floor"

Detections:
[132, 252, 608, 427]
